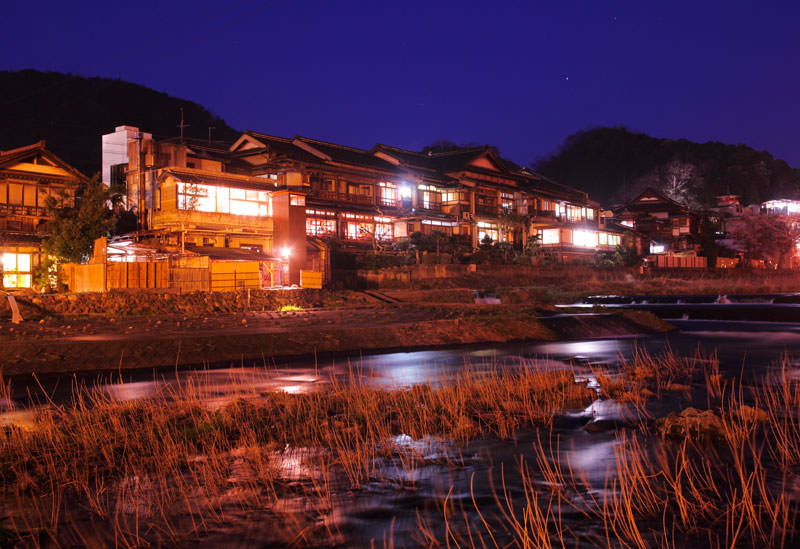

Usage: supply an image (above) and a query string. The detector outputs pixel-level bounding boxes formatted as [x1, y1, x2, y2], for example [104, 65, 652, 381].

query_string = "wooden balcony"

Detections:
[378, 196, 399, 208]
[0, 204, 49, 218]
[529, 209, 556, 219]
[310, 189, 374, 205]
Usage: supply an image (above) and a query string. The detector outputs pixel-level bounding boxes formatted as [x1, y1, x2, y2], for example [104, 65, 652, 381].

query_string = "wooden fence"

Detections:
[63, 258, 279, 293]
[654, 255, 707, 269]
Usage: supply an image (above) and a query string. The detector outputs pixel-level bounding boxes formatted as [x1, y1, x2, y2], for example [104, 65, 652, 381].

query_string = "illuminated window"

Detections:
[420, 190, 441, 210]
[2, 252, 32, 288]
[306, 217, 336, 236]
[650, 243, 665, 254]
[572, 230, 598, 248]
[177, 182, 271, 216]
[375, 222, 393, 240]
[540, 229, 560, 244]
[346, 221, 373, 240]
[378, 182, 398, 207]
[566, 205, 582, 222]
[290, 194, 306, 206]
[477, 221, 498, 243]
[501, 192, 514, 213]
[442, 191, 461, 203]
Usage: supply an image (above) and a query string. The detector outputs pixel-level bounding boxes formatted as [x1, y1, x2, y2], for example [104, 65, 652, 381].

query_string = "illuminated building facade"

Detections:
[104, 126, 625, 281]
[614, 188, 700, 256]
[0, 141, 85, 288]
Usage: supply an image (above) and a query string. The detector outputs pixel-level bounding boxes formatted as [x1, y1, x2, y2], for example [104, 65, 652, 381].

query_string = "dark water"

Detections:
[8, 319, 799, 408]
[5, 302, 800, 546]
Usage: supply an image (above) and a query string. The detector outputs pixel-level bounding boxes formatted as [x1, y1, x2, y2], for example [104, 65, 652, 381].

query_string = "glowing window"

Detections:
[375, 223, 393, 240]
[2, 252, 32, 288]
[540, 229, 560, 244]
[572, 230, 598, 248]
[306, 218, 336, 236]
[177, 182, 271, 216]
[346, 222, 373, 240]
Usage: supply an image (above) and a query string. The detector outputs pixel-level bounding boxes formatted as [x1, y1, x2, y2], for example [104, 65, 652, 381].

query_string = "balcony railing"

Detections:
[476, 205, 499, 216]
[378, 196, 399, 208]
[0, 204, 49, 217]
[310, 189, 374, 205]
[418, 202, 443, 212]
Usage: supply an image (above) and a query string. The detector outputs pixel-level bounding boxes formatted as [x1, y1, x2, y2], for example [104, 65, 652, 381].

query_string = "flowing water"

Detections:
[5, 299, 800, 546]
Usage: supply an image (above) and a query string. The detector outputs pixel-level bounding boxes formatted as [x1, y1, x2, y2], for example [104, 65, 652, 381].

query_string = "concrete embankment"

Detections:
[0, 306, 674, 376]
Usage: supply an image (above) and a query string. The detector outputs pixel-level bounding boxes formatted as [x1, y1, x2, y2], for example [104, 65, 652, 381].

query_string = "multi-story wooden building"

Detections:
[0, 141, 86, 288]
[614, 188, 700, 255]
[104, 126, 624, 283]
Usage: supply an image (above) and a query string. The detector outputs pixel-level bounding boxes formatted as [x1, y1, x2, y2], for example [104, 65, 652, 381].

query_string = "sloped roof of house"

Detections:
[620, 187, 693, 215]
[0, 140, 88, 182]
[157, 167, 279, 191]
[293, 136, 400, 172]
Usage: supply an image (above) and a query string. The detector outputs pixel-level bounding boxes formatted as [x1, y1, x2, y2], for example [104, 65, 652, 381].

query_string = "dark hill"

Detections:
[0, 70, 240, 177]
[534, 126, 800, 209]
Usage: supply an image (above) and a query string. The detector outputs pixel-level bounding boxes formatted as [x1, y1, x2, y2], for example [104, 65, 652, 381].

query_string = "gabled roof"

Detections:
[0, 140, 88, 182]
[516, 167, 589, 202]
[624, 188, 690, 212]
[372, 144, 511, 175]
[293, 136, 399, 172]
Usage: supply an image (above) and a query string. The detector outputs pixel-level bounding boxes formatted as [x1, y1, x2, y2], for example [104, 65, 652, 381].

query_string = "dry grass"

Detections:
[425, 354, 800, 548]
[0, 363, 593, 546]
[3, 350, 800, 546]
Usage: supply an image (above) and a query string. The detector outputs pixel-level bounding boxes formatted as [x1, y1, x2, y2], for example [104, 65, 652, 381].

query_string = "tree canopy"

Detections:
[534, 126, 800, 209]
[42, 177, 121, 263]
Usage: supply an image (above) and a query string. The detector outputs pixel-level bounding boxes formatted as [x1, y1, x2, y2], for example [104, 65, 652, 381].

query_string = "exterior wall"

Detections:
[0, 145, 83, 289]
[272, 190, 308, 285]
[101, 126, 145, 187]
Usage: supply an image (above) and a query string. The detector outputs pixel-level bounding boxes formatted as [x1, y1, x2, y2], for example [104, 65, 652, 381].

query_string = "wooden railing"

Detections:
[0, 204, 49, 217]
[310, 189, 374, 205]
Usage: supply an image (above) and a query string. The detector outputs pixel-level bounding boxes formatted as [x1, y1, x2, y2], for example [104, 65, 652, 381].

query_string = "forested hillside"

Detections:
[0, 70, 240, 177]
[534, 127, 800, 208]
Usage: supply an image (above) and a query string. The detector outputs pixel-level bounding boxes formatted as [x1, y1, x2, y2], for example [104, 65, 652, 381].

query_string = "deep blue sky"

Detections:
[2, 1, 799, 167]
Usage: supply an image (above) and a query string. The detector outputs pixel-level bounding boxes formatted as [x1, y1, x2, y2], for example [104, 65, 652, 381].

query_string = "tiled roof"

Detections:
[294, 136, 400, 172]
[0, 140, 88, 181]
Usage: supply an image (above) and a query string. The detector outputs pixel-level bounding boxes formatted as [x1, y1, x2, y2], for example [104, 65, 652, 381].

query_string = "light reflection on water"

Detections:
[7, 323, 800, 412]
[7, 320, 800, 546]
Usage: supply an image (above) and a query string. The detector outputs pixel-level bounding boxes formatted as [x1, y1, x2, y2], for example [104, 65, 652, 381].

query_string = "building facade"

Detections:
[103, 126, 626, 285]
[0, 141, 86, 289]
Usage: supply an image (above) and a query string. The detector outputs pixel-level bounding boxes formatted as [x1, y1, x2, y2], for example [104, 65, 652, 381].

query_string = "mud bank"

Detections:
[0, 308, 673, 376]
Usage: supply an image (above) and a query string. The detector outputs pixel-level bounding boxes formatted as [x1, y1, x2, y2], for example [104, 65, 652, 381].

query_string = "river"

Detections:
[4, 298, 800, 546]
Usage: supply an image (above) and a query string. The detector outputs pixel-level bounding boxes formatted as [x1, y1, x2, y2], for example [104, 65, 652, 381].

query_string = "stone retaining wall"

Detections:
[1, 289, 374, 317]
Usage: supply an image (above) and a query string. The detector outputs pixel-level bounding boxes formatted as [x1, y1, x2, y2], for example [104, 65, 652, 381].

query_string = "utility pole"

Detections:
[208, 125, 216, 145]
[177, 107, 190, 143]
[136, 132, 146, 232]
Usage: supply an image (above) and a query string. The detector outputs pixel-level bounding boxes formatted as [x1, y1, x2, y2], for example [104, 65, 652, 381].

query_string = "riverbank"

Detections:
[0, 305, 674, 376]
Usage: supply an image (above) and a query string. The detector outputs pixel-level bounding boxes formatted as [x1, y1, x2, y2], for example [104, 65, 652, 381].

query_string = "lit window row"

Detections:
[177, 182, 271, 216]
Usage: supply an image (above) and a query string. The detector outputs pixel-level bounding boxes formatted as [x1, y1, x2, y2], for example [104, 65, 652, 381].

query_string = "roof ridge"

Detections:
[245, 130, 293, 143]
[429, 146, 489, 157]
[295, 136, 372, 154]
[374, 143, 428, 156]
[0, 140, 46, 157]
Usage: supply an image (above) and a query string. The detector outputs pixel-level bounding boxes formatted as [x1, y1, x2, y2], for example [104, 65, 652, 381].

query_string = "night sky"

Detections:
[2, 0, 799, 167]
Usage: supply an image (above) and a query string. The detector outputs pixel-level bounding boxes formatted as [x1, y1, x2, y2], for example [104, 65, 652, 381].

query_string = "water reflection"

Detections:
[7, 321, 800, 412]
